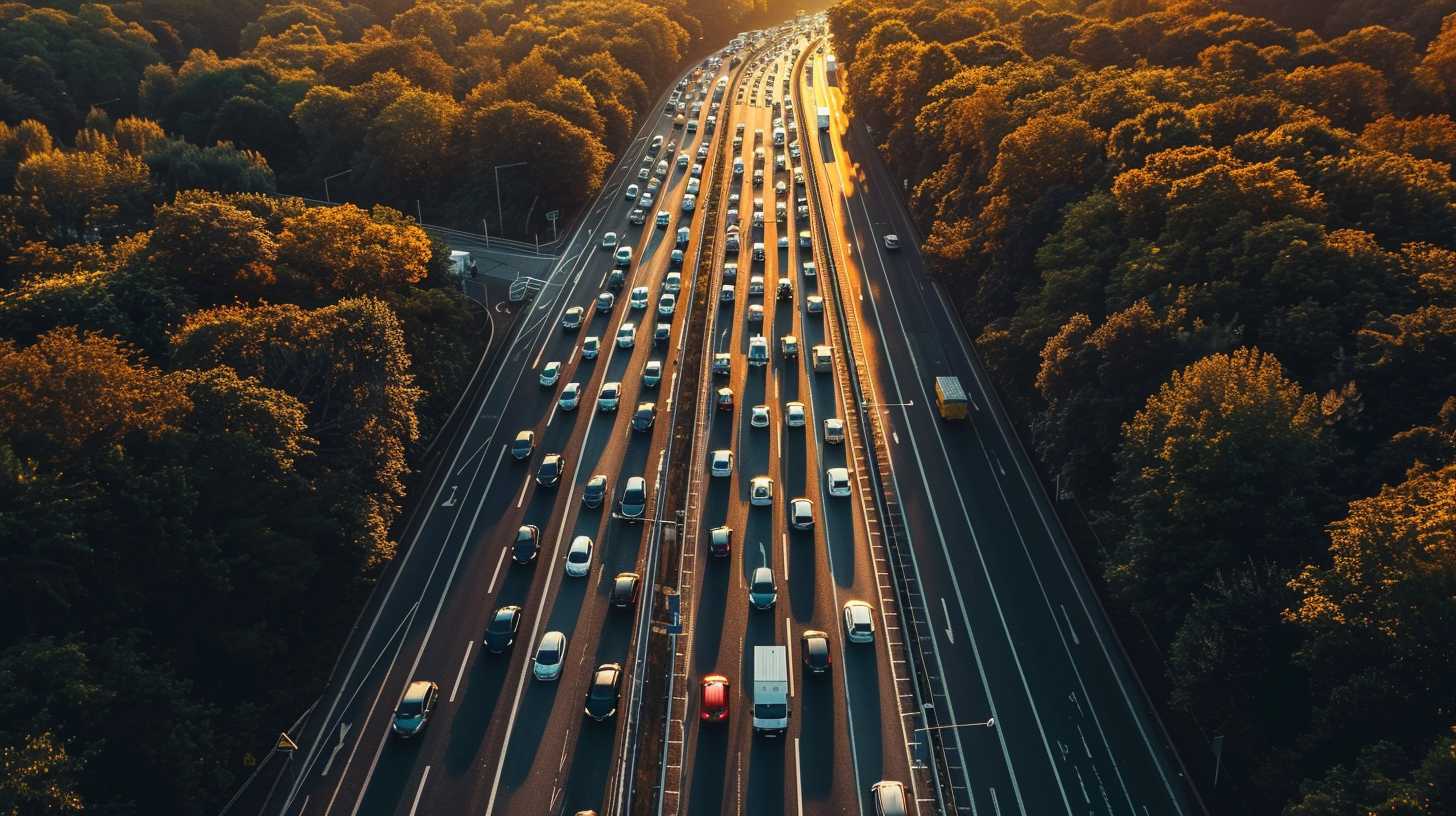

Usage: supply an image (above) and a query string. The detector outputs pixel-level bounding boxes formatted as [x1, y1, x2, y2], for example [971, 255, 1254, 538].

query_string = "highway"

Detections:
[796, 36, 1200, 816]
[273, 42, 748, 816]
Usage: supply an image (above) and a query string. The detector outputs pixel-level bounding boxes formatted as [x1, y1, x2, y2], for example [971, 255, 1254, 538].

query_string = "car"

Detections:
[484, 605, 523, 653]
[625, 183, 640, 200]
[581, 335, 600, 360]
[597, 381, 622, 412]
[748, 566, 777, 609]
[716, 386, 734, 412]
[540, 361, 561, 387]
[843, 600, 876, 644]
[562, 306, 585, 331]
[614, 246, 633, 267]
[565, 535, 594, 577]
[391, 680, 439, 738]
[583, 473, 608, 509]
[537, 453, 565, 486]
[629, 207, 646, 225]
[616, 323, 636, 349]
[700, 674, 731, 722]
[870, 780, 908, 816]
[780, 335, 799, 358]
[633, 401, 657, 432]
[646, 177, 661, 195]
[826, 467, 851, 497]
[559, 382, 582, 411]
[747, 304, 763, 323]
[653, 323, 671, 346]
[677, 154, 690, 170]
[883, 234, 901, 250]
[786, 402, 806, 427]
[712, 353, 731, 376]
[640, 192, 655, 208]
[720, 284, 735, 303]
[585, 663, 623, 721]
[618, 475, 647, 521]
[630, 286, 649, 310]
[709, 449, 734, 477]
[682, 193, 696, 212]
[749, 274, 765, 294]
[607, 268, 625, 290]
[801, 630, 832, 673]
[671, 248, 683, 267]
[750, 476, 773, 506]
[789, 497, 814, 530]
[656, 209, 670, 227]
[686, 177, 700, 195]
[708, 525, 732, 557]
[532, 631, 567, 681]
[823, 417, 845, 444]
[806, 295, 824, 314]
[602, 232, 619, 248]
[750, 404, 770, 428]
[777, 234, 789, 249]
[611, 572, 641, 608]
[802, 261, 817, 278]
[658, 293, 677, 316]
[665, 271, 683, 292]
[638, 166, 651, 180]
[777, 277, 793, 300]
[596, 291, 616, 313]
[513, 524, 540, 563]
[511, 430, 535, 460]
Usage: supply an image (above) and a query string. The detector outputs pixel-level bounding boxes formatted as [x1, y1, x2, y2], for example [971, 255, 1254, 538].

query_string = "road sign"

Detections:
[276, 732, 299, 752]
[666, 590, 681, 635]
[544, 210, 560, 221]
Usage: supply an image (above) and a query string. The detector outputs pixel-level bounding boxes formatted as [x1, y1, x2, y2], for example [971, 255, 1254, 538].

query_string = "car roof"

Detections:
[752, 566, 772, 582]
[404, 680, 434, 701]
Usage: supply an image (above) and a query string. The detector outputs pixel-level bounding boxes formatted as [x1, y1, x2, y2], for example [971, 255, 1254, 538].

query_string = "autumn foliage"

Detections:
[834, 0, 1456, 810]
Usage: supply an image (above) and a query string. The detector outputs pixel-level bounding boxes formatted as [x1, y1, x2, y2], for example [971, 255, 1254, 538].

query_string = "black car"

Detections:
[801, 629, 832, 674]
[536, 453, 565, 486]
[652, 323, 671, 347]
[611, 572, 641, 608]
[582, 474, 608, 509]
[632, 402, 656, 432]
[513, 524, 540, 563]
[584, 663, 624, 721]
[607, 269, 625, 290]
[618, 475, 647, 522]
[484, 605, 523, 653]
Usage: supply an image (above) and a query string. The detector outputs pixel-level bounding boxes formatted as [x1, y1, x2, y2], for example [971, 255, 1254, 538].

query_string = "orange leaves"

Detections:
[276, 204, 431, 296]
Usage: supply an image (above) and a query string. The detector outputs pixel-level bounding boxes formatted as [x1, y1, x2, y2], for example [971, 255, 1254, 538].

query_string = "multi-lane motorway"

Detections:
[265, 14, 1200, 816]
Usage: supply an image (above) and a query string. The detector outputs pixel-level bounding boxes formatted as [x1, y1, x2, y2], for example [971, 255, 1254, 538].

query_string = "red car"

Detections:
[716, 387, 734, 412]
[700, 674, 730, 722]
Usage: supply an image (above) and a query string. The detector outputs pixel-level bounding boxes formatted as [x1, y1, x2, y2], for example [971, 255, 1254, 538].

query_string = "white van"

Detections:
[752, 242, 765, 262]
[734, 157, 744, 176]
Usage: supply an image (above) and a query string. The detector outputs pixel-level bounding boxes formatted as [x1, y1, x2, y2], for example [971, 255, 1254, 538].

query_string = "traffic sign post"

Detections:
[545, 209, 559, 242]
[666, 589, 681, 634]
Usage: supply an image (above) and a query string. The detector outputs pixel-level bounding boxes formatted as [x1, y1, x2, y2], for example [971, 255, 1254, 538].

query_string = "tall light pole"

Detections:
[323, 169, 352, 203]
[494, 161, 528, 238]
[913, 717, 994, 733]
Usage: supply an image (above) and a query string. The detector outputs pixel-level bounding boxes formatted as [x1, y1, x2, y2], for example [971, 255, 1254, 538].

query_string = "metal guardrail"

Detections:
[793, 42, 967, 815]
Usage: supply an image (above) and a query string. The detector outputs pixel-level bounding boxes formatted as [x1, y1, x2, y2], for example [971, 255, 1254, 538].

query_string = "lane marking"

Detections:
[942, 597, 955, 645]
[407, 766, 429, 816]
[487, 544, 509, 595]
[515, 474, 530, 508]
[794, 738, 805, 816]
[449, 642, 472, 703]
[785, 615, 794, 698]
[1061, 605, 1080, 647]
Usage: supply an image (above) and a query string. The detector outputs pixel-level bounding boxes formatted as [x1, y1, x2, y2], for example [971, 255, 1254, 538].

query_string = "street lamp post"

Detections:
[610, 513, 682, 527]
[862, 399, 914, 411]
[323, 169, 352, 203]
[494, 161, 528, 238]
[913, 717, 995, 733]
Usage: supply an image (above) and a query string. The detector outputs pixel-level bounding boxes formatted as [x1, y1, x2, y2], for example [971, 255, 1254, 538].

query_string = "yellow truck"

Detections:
[935, 376, 968, 420]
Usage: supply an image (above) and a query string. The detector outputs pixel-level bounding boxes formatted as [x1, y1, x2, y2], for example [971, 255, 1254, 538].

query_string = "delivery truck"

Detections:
[752, 646, 789, 736]
[935, 376, 969, 420]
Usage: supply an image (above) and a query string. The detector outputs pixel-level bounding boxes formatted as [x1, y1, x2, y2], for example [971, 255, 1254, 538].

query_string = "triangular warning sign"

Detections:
[276, 732, 299, 752]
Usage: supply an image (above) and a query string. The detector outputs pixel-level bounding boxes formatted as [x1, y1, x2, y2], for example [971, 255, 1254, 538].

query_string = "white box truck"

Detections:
[752, 645, 789, 736]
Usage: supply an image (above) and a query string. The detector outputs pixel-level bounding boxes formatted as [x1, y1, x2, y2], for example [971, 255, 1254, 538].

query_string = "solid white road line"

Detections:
[785, 616, 794, 698]
[449, 642, 472, 703]
[515, 474, 530, 509]
[794, 738, 805, 816]
[486, 543, 509, 595]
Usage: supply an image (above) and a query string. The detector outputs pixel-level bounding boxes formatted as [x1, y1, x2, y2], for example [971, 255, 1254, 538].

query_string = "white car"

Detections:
[581, 336, 601, 360]
[720, 284, 735, 303]
[692, 162, 704, 178]
[749, 275, 765, 295]
[682, 193, 697, 212]
[789, 497, 814, 530]
[777, 235, 789, 249]
[624, 184, 639, 200]
[686, 177, 700, 195]
[602, 232, 619, 248]
[640, 192, 655, 208]
[751, 405, 770, 428]
[617, 323, 636, 348]
[709, 449, 734, 477]
[746, 304, 763, 323]
[884, 234, 901, 250]
[615, 246, 633, 267]
[564, 535, 594, 577]
[786, 402, 806, 427]
[598, 381, 622, 412]
[540, 361, 561, 387]
[559, 382, 582, 411]
[843, 600, 875, 644]
[750, 476, 774, 506]
[826, 467, 851, 497]
[630, 286, 650, 309]
[806, 295, 823, 314]
[658, 293, 677, 316]
[664, 272, 682, 293]
[532, 631, 567, 681]
[823, 417, 845, 444]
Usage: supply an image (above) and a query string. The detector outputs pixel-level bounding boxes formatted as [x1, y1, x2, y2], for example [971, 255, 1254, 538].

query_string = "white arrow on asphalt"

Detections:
[320, 721, 352, 777]
[941, 597, 955, 645]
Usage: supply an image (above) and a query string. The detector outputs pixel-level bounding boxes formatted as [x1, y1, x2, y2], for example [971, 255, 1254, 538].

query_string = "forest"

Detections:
[0, 0, 763, 812]
[828, 0, 1456, 812]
